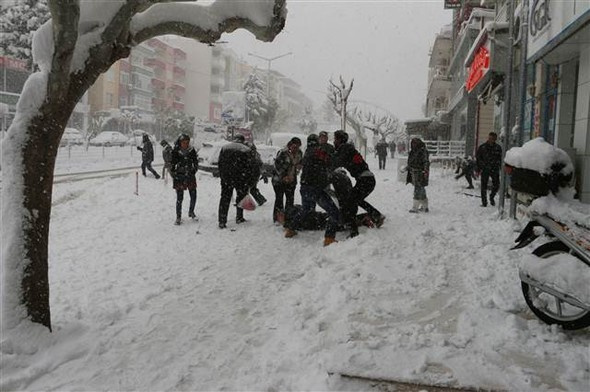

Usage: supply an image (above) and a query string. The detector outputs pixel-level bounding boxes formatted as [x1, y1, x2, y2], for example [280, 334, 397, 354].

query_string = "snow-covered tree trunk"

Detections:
[1, 0, 286, 332]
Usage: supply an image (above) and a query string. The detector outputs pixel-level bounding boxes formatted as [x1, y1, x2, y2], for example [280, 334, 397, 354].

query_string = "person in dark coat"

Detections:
[284, 134, 340, 246]
[160, 139, 173, 180]
[332, 130, 385, 237]
[272, 137, 302, 223]
[455, 156, 476, 189]
[248, 143, 267, 206]
[217, 134, 255, 229]
[389, 140, 396, 158]
[406, 137, 430, 212]
[375, 139, 389, 170]
[137, 134, 160, 179]
[476, 132, 502, 206]
[278, 205, 376, 232]
[170, 134, 199, 225]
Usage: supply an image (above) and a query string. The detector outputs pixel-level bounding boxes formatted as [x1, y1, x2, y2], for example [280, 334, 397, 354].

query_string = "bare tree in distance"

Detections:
[1, 0, 286, 331]
[363, 112, 403, 142]
[327, 76, 354, 132]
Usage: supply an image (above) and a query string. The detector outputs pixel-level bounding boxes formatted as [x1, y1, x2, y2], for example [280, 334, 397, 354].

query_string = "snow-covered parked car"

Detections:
[197, 140, 231, 177]
[60, 128, 84, 146]
[126, 130, 157, 146]
[89, 131, 129, 147]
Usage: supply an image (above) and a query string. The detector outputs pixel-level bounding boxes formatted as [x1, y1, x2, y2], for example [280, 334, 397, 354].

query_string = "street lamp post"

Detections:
[247, 52, 292, 98]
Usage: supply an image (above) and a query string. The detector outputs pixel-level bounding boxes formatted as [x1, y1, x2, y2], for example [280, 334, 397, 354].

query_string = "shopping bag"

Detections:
[237, 193, 257, 211]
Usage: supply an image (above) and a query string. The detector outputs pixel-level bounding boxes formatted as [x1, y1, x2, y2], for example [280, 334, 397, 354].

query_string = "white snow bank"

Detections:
[519, 253, 590, 304]
[505, 137, 574, 175]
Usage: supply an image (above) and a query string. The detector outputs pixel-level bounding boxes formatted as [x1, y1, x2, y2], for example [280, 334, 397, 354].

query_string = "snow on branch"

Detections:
[130, 0, 287, 45]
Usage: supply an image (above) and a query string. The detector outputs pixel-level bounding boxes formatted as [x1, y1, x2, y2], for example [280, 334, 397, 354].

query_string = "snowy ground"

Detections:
[2, 156, 589, 391]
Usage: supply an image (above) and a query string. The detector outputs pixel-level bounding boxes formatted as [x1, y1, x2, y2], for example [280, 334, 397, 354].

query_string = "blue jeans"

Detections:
[293, 184, 340, 238]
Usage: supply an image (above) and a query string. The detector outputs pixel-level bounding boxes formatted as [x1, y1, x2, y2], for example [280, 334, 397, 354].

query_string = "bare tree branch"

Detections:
[131, 0, 286, 45]
[47, 0, 79, 99]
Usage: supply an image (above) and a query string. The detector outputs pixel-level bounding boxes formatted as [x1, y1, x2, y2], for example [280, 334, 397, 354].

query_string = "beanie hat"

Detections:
[334, 130, 348, 143]
[307, 133, 319, 146]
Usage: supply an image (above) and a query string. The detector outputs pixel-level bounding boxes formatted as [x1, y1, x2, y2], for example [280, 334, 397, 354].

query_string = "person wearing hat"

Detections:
[284, 134, 340, 246]
[318, 131, 335, 156]
[333, 130, 385, 237]
[160, 139, 173, 180]
[217, 134, 255, 229]
[170, 134, 199, 225]
[137, 134, 160, 179]
[271, 137, 302, 223]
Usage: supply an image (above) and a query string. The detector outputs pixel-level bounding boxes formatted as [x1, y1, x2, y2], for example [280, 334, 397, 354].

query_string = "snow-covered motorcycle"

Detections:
[512, 213, 590, 330]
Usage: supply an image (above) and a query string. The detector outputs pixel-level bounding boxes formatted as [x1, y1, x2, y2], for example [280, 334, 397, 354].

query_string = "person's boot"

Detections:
[218, 222, 227, 229]
[421, 198, 429, 213]
[323, 236, 338, 246]
[490, 193, 496, 206]
[188, 211, 197, 219]
[174, 217, 182, 225]
[284, 228, 298, 238]
[409, 199, 420, 213]
[374, 215, 386, 228]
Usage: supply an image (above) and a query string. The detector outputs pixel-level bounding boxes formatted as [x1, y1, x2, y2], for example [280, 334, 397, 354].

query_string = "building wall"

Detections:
[573, 45, 590, 202]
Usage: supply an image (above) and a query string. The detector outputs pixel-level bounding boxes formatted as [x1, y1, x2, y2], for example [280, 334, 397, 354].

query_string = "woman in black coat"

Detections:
[170, 134, 199, 225]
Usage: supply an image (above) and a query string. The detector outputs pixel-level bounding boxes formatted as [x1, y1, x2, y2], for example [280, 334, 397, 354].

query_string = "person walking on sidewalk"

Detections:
[160, 139, 173, 180]
[375, 139, 389, 170]
[170, 134, 198, 225]
[406, 138, 430, 213]
[476, 132, 502, 207]
[137, 134, 160, 179]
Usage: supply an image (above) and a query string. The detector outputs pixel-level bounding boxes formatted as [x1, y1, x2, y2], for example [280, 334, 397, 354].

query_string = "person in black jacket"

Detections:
[284, 134, 340, 246]
[217, 134, 255, 229]
[455, 156, 476, 189]
[406, 138, 430, 212]
[332, 130, 385, 237]
[375, 139, 389, 170]
[272, 137, 302, 223]
[137, 134, 160, 179]
[170, 134, 199, 225]
[476, 132, 502, 207]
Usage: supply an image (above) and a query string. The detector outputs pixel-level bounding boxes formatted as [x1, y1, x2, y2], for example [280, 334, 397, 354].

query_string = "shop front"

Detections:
[526, 0, 590, 202]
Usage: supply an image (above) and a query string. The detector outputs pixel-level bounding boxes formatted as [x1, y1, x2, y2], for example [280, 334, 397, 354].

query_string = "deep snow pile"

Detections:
[1, 158, 588, 391]
[505, 137, 574, 175]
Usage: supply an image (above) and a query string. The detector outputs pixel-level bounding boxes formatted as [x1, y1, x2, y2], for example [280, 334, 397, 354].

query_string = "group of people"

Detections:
[272, 130, 386, 246]
[137, 129, 499, 242]
[453, 132, 503, 207]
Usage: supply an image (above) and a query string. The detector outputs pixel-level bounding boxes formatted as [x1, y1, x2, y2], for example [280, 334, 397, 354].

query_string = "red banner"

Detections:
[0, 56, 28, 71]
[466, 46, 490, 92]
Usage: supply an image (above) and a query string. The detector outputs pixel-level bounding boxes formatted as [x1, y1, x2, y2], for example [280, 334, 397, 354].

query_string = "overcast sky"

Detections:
[220, 1, 452, 122]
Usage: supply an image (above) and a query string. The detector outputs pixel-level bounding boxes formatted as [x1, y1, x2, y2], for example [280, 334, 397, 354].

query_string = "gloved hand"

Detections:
[136, 146, 142, 151]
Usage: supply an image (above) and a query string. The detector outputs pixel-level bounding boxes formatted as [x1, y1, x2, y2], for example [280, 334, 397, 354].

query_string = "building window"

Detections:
[105, 93, 114, 106]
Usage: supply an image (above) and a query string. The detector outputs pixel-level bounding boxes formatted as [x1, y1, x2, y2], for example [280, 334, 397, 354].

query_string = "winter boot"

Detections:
[374, 215, 386, 228]
[174, 217, 182, 225]
[188, 211, 197, 220]
[218, 222, 227, 229]
[490, 194, 496, 206]
[323, 236, 338, 246]
[284, 228, 298, 238]
[409, 199, 420, 213]
[421, 198, 429, 213]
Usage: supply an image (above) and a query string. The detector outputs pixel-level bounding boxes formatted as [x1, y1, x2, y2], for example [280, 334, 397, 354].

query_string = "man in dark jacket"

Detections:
[375, 139, 389, 170]
[406, 138, 430, 212]
[137, 134, 160, 179]
[319, 131, 335, 156]
[217, 134, 254, 228]
[333, 130, 385, 237]
[476, 132, 502, 206]
[389, 140, 396, 158]
[272, 137, 302, 223]
[170, 134, 198, 225]
[284, 134, 340, 246]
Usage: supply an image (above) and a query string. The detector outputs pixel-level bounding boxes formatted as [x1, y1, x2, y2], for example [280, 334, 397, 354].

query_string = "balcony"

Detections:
[151, 78, 165, 89]
[172, 101, 184, 111]
[144, 57, 165, 69]
[173, 65, 185, 77]
[172, 83, 185, 94]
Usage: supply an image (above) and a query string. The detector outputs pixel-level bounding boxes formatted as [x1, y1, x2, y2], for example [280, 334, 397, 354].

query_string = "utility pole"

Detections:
[247, 52, 292, 98]
[499, 0, 516, 217]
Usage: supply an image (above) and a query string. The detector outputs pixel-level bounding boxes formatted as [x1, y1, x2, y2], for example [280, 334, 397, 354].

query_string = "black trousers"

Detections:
[219, 181, 248, 224]
[272, 182, 296, 222]
[480, 168, 499, 202]
[378, 155, 387, 170]
[176, 188, 196, 218]
[455, 169, 474, 187]
[342, 176, 382, 233]
[142, 161, 159, 177]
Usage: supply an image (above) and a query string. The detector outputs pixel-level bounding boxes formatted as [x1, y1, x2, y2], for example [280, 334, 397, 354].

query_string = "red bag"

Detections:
[237, 193, 256, 211]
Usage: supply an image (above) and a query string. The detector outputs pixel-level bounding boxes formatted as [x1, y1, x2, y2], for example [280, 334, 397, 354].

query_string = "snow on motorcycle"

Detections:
[505, 138, 590, 330]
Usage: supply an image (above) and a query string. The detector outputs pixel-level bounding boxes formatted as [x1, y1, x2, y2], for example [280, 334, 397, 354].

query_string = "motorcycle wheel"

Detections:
[521, 241, 590, 330]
